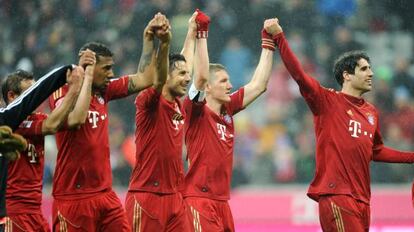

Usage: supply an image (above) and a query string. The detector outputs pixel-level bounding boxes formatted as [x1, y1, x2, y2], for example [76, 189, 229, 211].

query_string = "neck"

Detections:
[162, 87, 176, 102]
[341, 85, 364, 98]
[206, 94, 223, 115]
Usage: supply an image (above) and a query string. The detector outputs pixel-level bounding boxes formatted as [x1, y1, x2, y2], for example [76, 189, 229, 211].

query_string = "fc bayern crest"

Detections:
[97, 96, 105, 105]
[367, 115, 375, 125]
[224, 114, 232, 124]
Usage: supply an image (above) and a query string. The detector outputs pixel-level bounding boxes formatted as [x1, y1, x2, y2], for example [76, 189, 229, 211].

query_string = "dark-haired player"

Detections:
[271, 18, 414, 231]
[3, 67, 86, 232]
[48, 14, 168, 231]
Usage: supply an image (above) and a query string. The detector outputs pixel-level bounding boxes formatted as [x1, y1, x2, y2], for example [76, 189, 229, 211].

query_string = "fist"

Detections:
[147, 13, 171, 43]
[67, 65, 85, 88]
[263, 18, 283, 36]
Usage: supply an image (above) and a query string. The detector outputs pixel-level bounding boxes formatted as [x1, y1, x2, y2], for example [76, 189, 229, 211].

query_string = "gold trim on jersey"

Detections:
[190, 206, 202, 232]
[331, 202, 345, 232]
[53, 87, 63, 100]
[5, 217, 11, 232]
[58, 211, 68, 232]
[133, 200, 142, 232]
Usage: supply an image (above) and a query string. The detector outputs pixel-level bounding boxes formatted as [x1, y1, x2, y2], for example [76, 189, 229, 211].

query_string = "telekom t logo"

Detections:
[88, 110, 107, 128]
[349, 119, 373, 138]
[27, 144, 37, 163]
[217, 123, 227, 141]
[349, 120, 362, 138]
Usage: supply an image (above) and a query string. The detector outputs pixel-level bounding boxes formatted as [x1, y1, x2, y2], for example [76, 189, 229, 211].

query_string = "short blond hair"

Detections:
[209, 63, 227, 82]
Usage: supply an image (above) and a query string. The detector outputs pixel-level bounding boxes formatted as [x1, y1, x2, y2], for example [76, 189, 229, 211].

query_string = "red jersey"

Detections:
[48, 77, 129, 199]
[275, 33, 414, 204]
[6, 113, 47, 214]
[128, 87, 185, 194]
[182, 88, 244, 200]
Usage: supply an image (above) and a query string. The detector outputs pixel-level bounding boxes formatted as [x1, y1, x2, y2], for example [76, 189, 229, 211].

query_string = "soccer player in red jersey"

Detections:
[2, 67, 85, 232]
[181, 18, 278, 232]
[125, 12, 196, 232]
[270, 18, 414, 231]
[48, 14, 168, 232]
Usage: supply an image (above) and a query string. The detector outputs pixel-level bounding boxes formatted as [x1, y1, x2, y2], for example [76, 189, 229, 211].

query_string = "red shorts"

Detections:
[318, 195, 370, 232]
[3, 214, 49, 232]
[184, 197, 235, 232]
[52, 190, 129, 232]
[125, 191, 191, 232]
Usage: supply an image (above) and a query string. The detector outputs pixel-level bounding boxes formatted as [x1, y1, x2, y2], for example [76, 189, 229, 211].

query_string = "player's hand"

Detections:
[188, 11, 198, 35]
[67, 65, 85, 91]
[153, 13, 171, 43]
[264, 18, 283, 36]
[144, 15, 158, 40]
[0, 126, 27, 161]
[78, 49, 96, 69]
[195, 9, 210, 38]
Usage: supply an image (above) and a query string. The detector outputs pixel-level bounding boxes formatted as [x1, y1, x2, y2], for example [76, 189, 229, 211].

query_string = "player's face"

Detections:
[93, 56, 114, 90]
[208, 70, 233, 103]
[167, 61, 191, 97]
[8, 79, 35, 104]
[349, 58, 373, 94]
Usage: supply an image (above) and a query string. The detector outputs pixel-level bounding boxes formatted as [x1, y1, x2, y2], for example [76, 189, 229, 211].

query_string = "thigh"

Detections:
[125, 192, 164, 232]
[219, 202, 235, 232]
[52, 199, 97, 232]
[166, 194, 191, 232]
[318, 195, 367, 232]
[5, 214, 50, 232]
[98, 191, 130, 232]
[185, 197, 224, 232]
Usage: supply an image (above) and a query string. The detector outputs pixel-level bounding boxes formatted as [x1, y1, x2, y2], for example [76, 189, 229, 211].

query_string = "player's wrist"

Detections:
[261, 29, 276, 51]
[195, 9, 210, 39]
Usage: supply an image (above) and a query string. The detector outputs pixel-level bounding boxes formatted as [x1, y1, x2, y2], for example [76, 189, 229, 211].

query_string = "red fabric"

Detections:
[182, 88, 244, 200]
[6, 113, 46, 214]
[185, 197, 235, 232]
[274, 32, 412, 205]
[261, 29, 276, 51]
[125, 191, 191, 231]
[48, 76, 129, 200]
[52, 190, 129, 231]
[5, 213, 50, 232]
[129, 87, 185, 194]
[195, 9, 210, 38]
[318, 195, 370, 231]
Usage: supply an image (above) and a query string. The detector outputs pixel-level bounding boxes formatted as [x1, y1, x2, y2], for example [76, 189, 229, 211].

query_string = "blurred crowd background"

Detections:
[1, 0, 414, 189]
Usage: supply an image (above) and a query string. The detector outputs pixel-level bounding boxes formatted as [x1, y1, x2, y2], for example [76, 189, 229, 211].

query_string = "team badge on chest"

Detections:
[97, 95, 105, 105]
[223, 114, 232, 124]
[366, 113, 375, 125]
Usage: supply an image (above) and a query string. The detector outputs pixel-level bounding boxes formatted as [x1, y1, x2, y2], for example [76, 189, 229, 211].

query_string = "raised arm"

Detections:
[180, 11, 197, 77]
[42, 66, 83, 134]
[272, 18, 320, 93]
[242, 19, 276, 108]
[0, 65, 70, 130]
[193, 9, 210, 92]
[153, 13, 171, 92]
[127, 16, 159, 94]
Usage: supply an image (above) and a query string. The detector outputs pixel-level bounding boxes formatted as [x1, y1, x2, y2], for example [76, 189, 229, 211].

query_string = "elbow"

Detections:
[43, 123, 60, 135]
[67, 117, 87, 129]
[255, 83, 267, 95]
[259, 86, 267, 94]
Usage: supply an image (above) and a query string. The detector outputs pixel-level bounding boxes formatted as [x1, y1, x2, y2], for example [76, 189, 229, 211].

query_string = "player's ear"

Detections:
[7, 90, 17, 103]
[342, 71, 351, 82]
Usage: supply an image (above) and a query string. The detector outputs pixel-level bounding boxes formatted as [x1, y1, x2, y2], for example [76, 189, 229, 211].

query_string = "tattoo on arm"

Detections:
[138, 50, 153, 73]
[128, 78, 138, 93]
